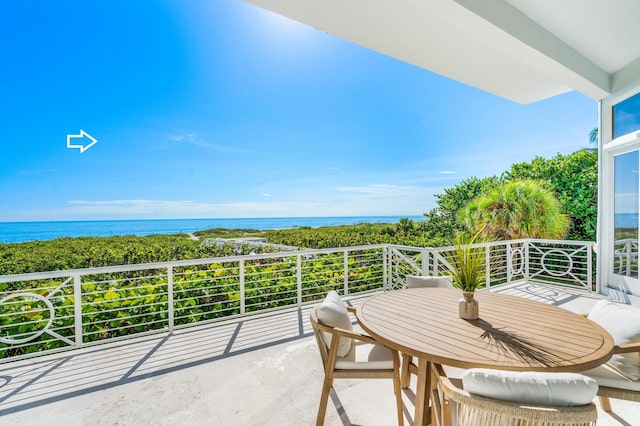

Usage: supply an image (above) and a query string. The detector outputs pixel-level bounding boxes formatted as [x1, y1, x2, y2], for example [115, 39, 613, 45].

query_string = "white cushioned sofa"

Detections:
[582, 300, 640, 412]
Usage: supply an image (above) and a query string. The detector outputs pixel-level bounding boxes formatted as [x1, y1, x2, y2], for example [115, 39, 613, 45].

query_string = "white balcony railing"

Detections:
[614, 238, 639, 277]
[0, 239, 595, 363]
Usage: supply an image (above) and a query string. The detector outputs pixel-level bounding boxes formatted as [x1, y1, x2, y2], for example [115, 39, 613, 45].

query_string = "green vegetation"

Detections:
[589, 128, 598, 145]
[193, 228, 267, 239]
[423, 176, 502, 246]
[461, 180, 569, 240]
[506, 149, 597, 241]
[266, 223, 409, 248]
[425, 148, 597, 242]
[0, 234, 278, 275]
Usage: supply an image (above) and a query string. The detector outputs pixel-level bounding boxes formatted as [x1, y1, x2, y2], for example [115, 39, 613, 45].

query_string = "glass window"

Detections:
[613, 92, 640, 139]
[614, 151, 639, 278]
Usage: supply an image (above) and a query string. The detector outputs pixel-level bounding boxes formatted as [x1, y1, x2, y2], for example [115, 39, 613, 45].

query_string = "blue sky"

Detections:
[0, 0, 597, 222]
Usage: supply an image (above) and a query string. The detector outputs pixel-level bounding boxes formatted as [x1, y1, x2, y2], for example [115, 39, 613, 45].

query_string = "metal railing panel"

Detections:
[387, 246, 424, 289]
[0, 240, 596, 363]
[526, 240, 595, 290]
[0, 276, 77, 359]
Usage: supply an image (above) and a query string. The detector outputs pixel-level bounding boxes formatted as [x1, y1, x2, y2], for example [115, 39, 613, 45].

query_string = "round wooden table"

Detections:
[356, 288, 614, 425]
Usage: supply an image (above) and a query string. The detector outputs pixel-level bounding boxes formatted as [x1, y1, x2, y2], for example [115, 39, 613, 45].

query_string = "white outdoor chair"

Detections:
[581, 300, 640, 412]
[434, 364, 598, 426]
[405, 274, 454, 289]
[310, 291, 403, 426]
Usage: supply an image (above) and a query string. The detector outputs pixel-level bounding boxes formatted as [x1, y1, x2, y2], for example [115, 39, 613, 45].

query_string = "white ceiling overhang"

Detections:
[243, 0, 640, 104]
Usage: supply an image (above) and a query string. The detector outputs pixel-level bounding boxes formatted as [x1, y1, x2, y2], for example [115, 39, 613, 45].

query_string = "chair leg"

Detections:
[599, 395, 613, 412]
[401, 353, 412, 388]
[393, 352, 404, 425]
[316, 376, 333, 426]
[393, 375, 404, 426]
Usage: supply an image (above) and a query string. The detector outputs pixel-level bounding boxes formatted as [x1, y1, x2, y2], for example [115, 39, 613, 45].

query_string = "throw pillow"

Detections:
[316, 291, 353, 357]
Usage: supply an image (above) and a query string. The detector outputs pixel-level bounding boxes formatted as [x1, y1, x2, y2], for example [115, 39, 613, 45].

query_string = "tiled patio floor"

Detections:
[1, 283, 638, 425]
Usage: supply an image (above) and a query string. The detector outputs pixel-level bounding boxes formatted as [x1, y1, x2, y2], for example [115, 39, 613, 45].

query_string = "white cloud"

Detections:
[262, 193, 272, 197]
[68, 200, 190, 206]
[1, 199, 324, 221]
[0, 188, 436, 221]
[332, 184, 439, 214]
[439, 170, 455, 175]
[337, 184, 418, 197]
[168, 133, 196, 142]
[19, 168, 58, 175]
[168, 131, 252, 154]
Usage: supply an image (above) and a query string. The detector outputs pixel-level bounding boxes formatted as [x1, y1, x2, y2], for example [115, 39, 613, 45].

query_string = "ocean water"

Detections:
[615, 213, 638, 228]
[0, 216, 425, 243]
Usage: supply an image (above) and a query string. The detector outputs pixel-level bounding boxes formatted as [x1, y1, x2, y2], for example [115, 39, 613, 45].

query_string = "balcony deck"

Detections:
[1, 283, 638, 425]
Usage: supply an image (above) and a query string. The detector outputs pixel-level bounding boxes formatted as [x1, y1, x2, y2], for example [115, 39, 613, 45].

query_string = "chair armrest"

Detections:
[315, 321, 379, 345]
[614, 341, 640, 354]
[332, 326, 378, 345]
[433, 362, 447, 379]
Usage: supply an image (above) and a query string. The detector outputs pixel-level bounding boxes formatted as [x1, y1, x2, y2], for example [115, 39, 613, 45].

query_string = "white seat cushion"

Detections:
[462, 369, 598, 407]
[335, 341, 394, 370]
[406, 275, 453, 289]
[588, 299, 640, 380]
[316, 291, 353, 357]
[582, 364, 640, 392]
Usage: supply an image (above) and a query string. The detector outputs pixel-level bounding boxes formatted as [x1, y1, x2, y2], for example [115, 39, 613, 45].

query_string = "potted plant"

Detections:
[448, 230, 486, 320]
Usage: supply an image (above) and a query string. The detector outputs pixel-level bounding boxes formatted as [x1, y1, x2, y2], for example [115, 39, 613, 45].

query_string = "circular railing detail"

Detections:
[540, 249, 573, 277]
[510, 247, 524, 275]
[0, 293, 55, 345]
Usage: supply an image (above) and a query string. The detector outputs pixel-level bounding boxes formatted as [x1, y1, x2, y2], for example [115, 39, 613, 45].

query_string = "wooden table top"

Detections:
[356, 288, 614, 372]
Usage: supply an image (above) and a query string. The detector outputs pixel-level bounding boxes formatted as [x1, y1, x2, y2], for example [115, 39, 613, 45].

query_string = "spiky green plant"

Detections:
[448, 230, 486, 292]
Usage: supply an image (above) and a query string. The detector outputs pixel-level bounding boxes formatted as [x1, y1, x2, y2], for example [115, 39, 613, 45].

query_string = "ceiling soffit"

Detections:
[244, 0, 640, 103]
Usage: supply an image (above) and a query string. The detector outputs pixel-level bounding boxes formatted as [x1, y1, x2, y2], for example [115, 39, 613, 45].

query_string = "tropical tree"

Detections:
[506, 149, 597, 241]
[460, 179, 570, 240]
[589, 127, 598, 145]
